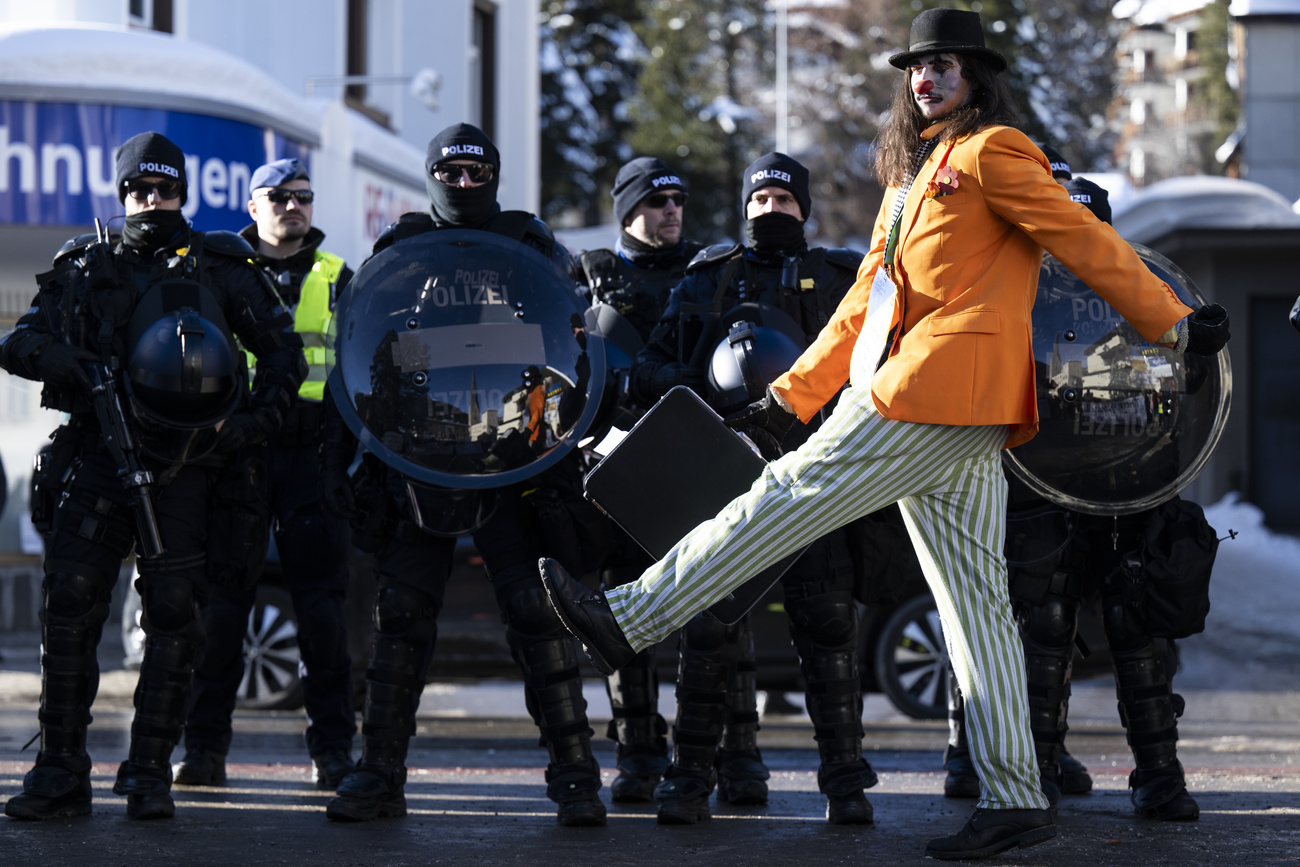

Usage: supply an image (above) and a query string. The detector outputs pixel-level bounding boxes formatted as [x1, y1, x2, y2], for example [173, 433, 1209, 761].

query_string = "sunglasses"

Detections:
[259, 188, 315, 205]
[433, 162, 495, 185]
[645, 192, 687, 209]
[123, 179, 182, 201]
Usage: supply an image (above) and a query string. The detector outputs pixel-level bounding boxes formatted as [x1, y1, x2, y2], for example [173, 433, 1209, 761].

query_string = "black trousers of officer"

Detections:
[663, 526, 875, 800]
[1009, 504, 1190, 811]
[34, 446, 212, 796]
[185, 441, 355, 759]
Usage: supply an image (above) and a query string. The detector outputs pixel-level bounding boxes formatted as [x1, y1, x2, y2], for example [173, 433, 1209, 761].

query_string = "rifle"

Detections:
[78, 217, 165, 558]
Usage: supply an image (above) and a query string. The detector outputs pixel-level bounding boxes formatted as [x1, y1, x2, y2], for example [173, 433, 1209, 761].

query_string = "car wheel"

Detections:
[236, 584, 303, 711]
[873, 593, 950, 720]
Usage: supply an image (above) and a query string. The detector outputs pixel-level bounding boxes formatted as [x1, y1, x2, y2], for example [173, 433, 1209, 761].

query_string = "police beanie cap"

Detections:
[741, 152, 811, 221]
[1037, 142, 1072, 180]
[250, 158, 310, 191]
[115, 132, 187, 205]
[1064, 177, 1111, 225]
[612, 156, 685, 226]
[426, 123, 500, 174]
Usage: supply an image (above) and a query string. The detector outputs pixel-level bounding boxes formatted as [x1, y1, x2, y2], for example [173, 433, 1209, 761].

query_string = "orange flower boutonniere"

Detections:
[925, 167, 961, 199]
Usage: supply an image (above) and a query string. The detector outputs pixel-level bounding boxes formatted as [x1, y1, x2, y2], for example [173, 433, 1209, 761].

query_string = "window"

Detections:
[128, 0, 172, 33]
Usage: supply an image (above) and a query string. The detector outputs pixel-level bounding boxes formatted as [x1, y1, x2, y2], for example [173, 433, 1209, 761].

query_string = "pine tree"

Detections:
[539, 1, 644, 226]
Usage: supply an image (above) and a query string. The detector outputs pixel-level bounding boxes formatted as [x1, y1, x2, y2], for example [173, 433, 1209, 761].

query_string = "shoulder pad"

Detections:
[199, 230, 257, 259]
[823, 247, 866, 274]
[373, 212, 434, 254]
[51, 233, 100, 267]
[686, 242, 743, 274]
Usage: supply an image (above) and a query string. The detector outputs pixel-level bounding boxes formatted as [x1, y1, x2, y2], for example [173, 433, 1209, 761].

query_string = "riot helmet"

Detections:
[124, 279, 243, 463]
[706, 303, 806, 414]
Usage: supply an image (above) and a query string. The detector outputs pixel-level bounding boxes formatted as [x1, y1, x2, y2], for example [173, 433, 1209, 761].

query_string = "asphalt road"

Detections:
[1, 653, 1298, 867]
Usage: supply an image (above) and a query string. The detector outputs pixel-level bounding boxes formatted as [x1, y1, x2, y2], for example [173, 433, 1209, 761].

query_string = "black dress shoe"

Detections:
[537, 558, 636, 676]
[925, 807, 1056, 860]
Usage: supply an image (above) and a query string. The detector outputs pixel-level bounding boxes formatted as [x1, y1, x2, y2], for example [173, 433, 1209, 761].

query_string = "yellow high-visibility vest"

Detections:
[244, 249, 346, 402]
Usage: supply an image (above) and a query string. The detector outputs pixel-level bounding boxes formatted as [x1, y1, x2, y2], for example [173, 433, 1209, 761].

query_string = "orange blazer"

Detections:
[773, 124, 1192, 448]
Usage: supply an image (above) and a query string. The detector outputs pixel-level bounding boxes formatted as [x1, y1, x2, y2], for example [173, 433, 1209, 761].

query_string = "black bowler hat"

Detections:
[889, 8, 1007, 72]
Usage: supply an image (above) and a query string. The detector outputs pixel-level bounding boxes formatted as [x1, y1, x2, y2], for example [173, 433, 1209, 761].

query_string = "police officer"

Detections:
[572, 157, 704, 802]
[631, 153, 876, 825]
[1, 132, 304, 820]
[945, 178, 1206, 821]
[321, 123, 609, 827]
[173, 159, 357, 790]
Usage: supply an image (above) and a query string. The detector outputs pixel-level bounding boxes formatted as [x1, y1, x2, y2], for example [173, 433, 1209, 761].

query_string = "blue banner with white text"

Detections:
[0, 100, 311, 232]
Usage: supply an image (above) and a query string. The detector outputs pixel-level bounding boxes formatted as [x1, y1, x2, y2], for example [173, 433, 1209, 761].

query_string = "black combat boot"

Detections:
[605, 647, 669, 803]
[1058, 748, 1093, 794]
[5, 570, 107, 820]
[113, 630, 200, 820]
[508, 609, 605, 827]
[716, 618, 769, 806]
[327, 633, 423, 822]
[1114, 652, 1199, 820]
[173, 748, 227, 786]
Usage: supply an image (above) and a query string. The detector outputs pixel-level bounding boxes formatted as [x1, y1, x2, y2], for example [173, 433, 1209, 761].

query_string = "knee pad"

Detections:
[504, 586, 562, 639]
[373, 581, 440, 642]
[1020, 596, 1080, 651]
[139, 577, 198, 635]
[683, 611, 730, 652]
[42, 569, 106, 621]
[1102, 596, 1156, 655]
[786, 595, 857, 649]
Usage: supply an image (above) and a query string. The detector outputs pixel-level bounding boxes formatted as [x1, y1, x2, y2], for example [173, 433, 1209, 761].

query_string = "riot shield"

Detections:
[1003, 243, 1231, 515]
[328, 229, 605, 490]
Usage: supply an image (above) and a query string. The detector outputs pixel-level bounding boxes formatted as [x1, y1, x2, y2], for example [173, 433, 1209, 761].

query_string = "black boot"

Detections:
[1059, 747, 1093, 795]
[5, 570, 106, 820]
[173, 748, 227, 786]
[942, 673, 980, 798]
[506, 593, 605, 827]
[113, 629, 199, 820]
[327, 630, 425, 822]
[1115, 653, 1199, 820]
[656, 614, 729, 825]
[605, 647, 669, 803]
[717, 620, 769, 806]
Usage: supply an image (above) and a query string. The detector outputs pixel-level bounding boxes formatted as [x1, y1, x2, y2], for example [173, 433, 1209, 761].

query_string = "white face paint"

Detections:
[909, 52, 973, 121]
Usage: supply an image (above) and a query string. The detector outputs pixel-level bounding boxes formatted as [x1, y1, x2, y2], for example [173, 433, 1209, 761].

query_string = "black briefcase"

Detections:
[582, 386, 805, 624]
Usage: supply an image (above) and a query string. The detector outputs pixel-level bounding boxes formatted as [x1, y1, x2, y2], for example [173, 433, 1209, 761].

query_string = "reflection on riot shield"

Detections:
[328, 229, 605, 489]
[1003, 243, 1231, 515]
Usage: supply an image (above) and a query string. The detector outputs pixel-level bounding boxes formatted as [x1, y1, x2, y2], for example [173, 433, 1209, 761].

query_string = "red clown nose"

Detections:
[915, 79, 934, 95]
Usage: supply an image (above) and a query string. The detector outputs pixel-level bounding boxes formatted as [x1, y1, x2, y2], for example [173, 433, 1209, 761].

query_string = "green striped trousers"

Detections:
[604, 385, 1048, 810]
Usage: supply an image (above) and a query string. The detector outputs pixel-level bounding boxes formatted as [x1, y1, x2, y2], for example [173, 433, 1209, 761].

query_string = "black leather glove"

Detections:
[631, 361, 706, 405]
[214, 406, 278, 455]
[1185, 303, 1230, 356]
[33, 343, 96, 391]
[318, 459, 357, 521]
[724, 386, 798, 461]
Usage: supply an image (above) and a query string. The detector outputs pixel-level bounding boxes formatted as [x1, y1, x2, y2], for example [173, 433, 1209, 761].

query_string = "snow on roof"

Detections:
[0, 24, 320, 141]
[1111, 175, 1300, 243]
[1112, 0, 1210, 25]
[1228, 0, 1300, 15]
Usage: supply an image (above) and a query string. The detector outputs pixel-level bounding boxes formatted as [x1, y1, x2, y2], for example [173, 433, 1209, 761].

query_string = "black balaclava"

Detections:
[121, 209, 190, 252]
[741, 152, 811, 256]
[425, 123, 501, 229]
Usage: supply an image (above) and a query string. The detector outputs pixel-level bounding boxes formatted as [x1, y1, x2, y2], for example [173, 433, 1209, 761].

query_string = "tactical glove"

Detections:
[1184, 303, 1230, 356]
[724, 386, 797, 461]
[214, 406, 278, 454]
[34, 343, 96, 391]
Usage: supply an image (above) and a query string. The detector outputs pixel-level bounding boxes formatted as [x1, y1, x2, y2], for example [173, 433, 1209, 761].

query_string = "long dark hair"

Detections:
[874, 53, 1020, 188]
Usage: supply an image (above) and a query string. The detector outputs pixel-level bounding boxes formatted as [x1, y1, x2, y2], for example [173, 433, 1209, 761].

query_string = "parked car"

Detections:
[122, 542, 1099, 720]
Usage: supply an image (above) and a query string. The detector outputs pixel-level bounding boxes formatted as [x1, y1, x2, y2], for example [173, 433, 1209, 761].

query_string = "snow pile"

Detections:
[1178, 492, 1300, 687]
